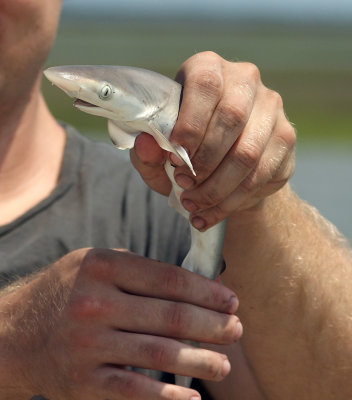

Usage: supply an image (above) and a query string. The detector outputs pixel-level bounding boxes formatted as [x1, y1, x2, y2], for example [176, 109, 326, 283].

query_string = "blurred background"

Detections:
[42, 0, 352, 241]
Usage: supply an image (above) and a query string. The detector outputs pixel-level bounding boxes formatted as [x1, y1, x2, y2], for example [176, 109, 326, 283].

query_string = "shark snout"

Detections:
[44, 67, 83, 99]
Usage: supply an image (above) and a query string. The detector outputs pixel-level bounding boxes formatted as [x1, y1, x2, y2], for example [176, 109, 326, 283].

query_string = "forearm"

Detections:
[0, 277, 41, 398]
[0, 266, 68, 399]
[223, 184, 352, 399]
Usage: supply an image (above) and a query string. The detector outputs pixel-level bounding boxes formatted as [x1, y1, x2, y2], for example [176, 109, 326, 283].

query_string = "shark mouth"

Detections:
[74, 99, 98, 108]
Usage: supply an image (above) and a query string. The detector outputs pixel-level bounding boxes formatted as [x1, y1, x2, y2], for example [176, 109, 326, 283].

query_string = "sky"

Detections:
[63, 0, 352, 21]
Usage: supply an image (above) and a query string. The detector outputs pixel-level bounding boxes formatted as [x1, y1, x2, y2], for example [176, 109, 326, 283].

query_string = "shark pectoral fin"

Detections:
[108, 119, 140, 150]
[148, 123, 196, 176]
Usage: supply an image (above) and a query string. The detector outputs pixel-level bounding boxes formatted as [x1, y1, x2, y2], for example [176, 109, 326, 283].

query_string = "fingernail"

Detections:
[229, 295, 239, 314]
[190, 396, 201, 400]
[221, 359, 231, 377]
[182, 199, 198, 212]
[169, 152, 184, 166]
[175, 173, 196, 189]
[235, 321, 243, 338]
[191, 216, 206, 230]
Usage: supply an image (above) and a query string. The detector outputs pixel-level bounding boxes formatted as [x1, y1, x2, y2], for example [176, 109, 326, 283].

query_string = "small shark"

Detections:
[44, 65, 226, 282]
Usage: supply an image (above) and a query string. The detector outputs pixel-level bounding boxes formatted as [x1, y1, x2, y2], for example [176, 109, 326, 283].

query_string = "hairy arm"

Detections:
[0, 262, 74, 399]
[222, 184, 352, 399]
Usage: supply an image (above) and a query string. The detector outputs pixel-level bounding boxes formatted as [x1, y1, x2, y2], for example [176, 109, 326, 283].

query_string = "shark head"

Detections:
[44, 65, 180, 123]
[44, 65, 195, 174]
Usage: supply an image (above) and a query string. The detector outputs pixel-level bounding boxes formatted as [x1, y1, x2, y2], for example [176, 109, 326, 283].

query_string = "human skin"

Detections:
[2, 1, 352, 400]
[0, 0, 66, 226]
[133, 53, 352, 399]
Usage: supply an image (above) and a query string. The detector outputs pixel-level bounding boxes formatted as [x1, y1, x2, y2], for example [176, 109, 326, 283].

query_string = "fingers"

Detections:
[174, 59, 258, 185]
[172, 52, 224, 158]
[169, 53, 296, 229]
[105, 292, 241, 344]
[186, 124, 295, 230]
[74, 250, 241, 343]
[188, 142, 294, 230]
[97, 366, 201, 400]
[172, 56, 259, 180]
[179, 86, 273, 210]
[99, 331, 231, 382]
[81, 248, 239, 315]
[69, 289, 241, 347]
[178, 88, 296, 229]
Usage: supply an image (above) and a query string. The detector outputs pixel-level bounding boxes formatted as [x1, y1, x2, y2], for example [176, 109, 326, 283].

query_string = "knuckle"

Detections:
[186, 50, 222, 66]
[198, 50, 222, 62]
[208, 204, 227, 224]
[204, 357, 224, 381]
[268, 88, 284, 109]
[264, 87, 284, 110]
[162, 267, 188, 296]
[106, 373, 138, 398]
[80, 248, 118, 281]
[280, 122, 297, 151]
[70, 294, 108, 321]
[217, 101, 248, 131]
[273, 156, 296, 184]
[192, 144, 217, 178]
[241, 62, 261, 83]
[199, 187, 221, 208]
[232, 141, 262, 171]
[177, 117, 204, 144]
[165, 303, 187, 336]
[68, 247, 91, 262]
[59, 248, 92, 274]
[140, 342, 172, 369]
[191, 68, 223, 99]
[240, 171, 260, 195]
[80, 248, 106, 274]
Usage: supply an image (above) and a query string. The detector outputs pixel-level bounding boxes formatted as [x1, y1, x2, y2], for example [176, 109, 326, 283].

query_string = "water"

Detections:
[291, 146, 352, 243]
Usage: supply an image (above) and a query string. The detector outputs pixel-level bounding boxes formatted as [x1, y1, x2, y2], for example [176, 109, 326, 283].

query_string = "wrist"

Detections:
[227, 183, 293, 229]
[223, 183, 296, 283]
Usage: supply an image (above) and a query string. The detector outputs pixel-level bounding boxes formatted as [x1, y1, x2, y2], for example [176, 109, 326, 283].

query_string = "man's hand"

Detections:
[0, 248, 241, 400]
[131, 51, 296, 230]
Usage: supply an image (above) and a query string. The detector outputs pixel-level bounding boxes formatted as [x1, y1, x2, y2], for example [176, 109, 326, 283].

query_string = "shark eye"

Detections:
[99, 84, 113, 100]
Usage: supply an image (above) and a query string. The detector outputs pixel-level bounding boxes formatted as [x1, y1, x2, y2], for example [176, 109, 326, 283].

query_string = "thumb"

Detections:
[130, 132, 172, 196]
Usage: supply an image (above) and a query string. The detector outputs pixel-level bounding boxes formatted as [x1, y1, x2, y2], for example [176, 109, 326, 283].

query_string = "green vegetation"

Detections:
[43, 18, 352, 147]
